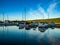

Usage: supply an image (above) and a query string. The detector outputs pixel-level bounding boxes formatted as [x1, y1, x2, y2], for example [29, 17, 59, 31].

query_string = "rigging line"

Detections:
[24, 7, 27, 45]
[24, 7, 26, 45]
[2, 12, 5, 39]
[22, 11, 23, 21]
[6, 14, 8, 37]
[47, 12, 50, 43]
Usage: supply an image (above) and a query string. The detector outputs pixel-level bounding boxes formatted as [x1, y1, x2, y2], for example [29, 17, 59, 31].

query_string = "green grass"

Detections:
[26, 18, 60, 24]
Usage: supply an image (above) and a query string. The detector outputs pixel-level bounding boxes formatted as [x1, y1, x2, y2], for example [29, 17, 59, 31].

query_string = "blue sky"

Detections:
[0, 0, 60, 20]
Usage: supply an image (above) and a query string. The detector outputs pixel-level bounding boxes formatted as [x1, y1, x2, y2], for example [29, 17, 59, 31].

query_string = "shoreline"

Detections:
[0, 24, 60, 28]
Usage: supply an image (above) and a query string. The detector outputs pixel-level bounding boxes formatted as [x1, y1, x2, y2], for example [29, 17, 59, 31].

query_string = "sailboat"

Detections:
[38, 14, 48, 32]
[24, 8, 31, 30]
[29, 21, 38, 30]
[38, 22, 48, 32]
[0, 12, 4, 26]
[48, 12, 55, 29]
[25, 22, 31, 30]
[19, 12, 25, 29]
[4, 14, 10, 26]
[49, 21, 55, 29]
[19, 21, 25, 29]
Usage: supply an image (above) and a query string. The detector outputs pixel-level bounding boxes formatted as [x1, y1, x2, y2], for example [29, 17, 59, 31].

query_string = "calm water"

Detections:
[0, 26, 60, 45]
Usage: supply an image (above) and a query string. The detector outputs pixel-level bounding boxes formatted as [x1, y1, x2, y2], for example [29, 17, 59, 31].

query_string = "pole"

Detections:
[24, 8, 26, 22]
[43, 14, 44, 22]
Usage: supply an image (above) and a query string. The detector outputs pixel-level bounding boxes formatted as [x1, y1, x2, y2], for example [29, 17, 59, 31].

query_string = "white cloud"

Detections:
[27, 6, 49, 20]
[1, 1, 59, 20]
[26, 8, 43, 20]
[38, 6, 48, 19]
[47, 2, 57, 13]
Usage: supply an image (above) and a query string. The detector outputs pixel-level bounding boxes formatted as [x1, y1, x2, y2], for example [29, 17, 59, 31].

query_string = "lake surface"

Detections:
[0, 26, 60, 45]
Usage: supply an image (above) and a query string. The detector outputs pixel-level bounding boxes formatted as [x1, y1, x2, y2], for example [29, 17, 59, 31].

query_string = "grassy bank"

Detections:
[26, 18, 60, 24]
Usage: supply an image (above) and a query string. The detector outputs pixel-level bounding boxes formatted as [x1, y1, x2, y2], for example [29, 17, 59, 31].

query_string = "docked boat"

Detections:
[49, 21, 55, 29]
[38, 22, 48, 28]
[0, 21, 4, 26]
[25, 22, 31, 30]
[29, 21, 38, 28]
[38, 22, 48, 32]
[4, 20, 10, 26]
[19, 21, 25, 29]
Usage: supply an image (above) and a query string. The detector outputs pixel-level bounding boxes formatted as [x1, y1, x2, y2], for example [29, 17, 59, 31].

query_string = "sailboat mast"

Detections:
[22, 12, 23, 21]
[24, 8, 26, 22]
[3, 12, 4, 22]
[7, 14, 8, 20]
[43, 14, 44, 22]
[48, 12, 49, 23]
[48, 13, 49, 19]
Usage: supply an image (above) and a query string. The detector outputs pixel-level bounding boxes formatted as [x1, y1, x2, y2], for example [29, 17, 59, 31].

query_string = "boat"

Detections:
[38, 22, 48, 28]
[49, 21, 55, 29]
[25, 22, 31, 30]
[4, 20, 10, 26]
[19, 21, 25, 29]
[38, 22, 48, 32]
[29, 21, 38, 28]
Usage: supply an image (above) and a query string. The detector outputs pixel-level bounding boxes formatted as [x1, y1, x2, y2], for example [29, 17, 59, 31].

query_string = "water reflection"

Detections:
[0, 26, 60, 45]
